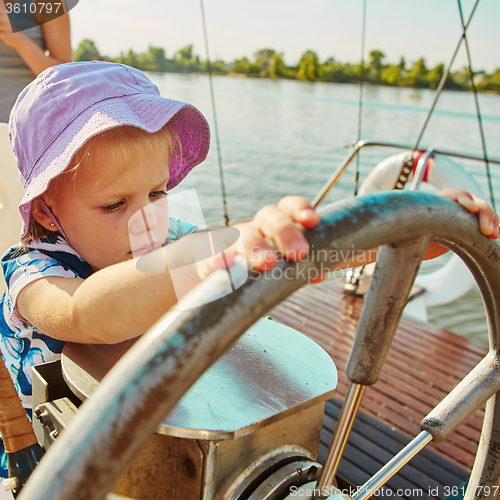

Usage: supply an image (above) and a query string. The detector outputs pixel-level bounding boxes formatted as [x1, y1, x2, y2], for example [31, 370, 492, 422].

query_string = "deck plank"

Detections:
[269, 278, 486, 493]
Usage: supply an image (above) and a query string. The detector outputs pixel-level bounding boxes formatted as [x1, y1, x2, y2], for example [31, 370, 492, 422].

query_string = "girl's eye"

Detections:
[150, 189, 167, 199]
[101, 201, 124, 213]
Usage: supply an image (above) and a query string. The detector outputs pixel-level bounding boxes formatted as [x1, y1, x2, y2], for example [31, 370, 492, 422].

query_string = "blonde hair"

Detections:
[23, 124, 181, 247]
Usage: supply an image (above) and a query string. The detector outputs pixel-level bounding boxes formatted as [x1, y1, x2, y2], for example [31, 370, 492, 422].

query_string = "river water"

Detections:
[148, 71, 500, 346]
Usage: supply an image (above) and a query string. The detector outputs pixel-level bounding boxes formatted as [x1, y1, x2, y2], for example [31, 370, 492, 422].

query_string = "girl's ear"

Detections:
[31, 198, 56, 231]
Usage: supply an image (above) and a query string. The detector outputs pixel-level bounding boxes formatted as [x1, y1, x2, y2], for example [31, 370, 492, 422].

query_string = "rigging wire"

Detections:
[457, 0, 495, 211]
[348, 0, 368, 294]
[411, 0, 480, 155]
[353, 0, 367, 196]
[392, 0, 481, 192]
[199, 0, 230, 226]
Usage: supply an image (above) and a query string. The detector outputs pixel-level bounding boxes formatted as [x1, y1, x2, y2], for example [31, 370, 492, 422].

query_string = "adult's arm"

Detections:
[0, 3, 72, 75]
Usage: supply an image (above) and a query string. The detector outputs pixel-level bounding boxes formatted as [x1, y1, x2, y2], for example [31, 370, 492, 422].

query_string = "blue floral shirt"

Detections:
[0, 217, 197, 410]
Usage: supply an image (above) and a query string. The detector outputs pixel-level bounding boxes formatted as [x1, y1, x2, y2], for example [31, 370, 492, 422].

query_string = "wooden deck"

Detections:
[269, 279, 487, 499]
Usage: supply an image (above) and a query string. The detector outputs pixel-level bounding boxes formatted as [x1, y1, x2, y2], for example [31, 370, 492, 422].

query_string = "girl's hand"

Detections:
[194, 196, 322, 284]
[238, 195, 325, 283]
[439, 188, 499, 239]
[425, 189, 499, 260]
[235, 195, 320, 271]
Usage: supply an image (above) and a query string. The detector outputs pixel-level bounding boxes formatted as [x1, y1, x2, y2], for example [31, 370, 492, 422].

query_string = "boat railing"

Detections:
[205, 140, 500, 228]
[312, 140, 500, 208]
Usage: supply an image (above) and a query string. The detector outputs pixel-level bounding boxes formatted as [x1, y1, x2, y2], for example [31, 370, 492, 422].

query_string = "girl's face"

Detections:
[46, 148, 171, 271]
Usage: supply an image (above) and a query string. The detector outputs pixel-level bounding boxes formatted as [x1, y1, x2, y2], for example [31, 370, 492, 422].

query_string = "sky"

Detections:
[69, 0, 500, 72]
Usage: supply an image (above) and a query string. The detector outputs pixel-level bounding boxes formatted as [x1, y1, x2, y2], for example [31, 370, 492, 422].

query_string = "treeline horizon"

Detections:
[75, 39, 500, 93]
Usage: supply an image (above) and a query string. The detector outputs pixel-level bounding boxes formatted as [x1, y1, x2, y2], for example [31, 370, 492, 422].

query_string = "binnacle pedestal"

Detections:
[32, 319, 338, 500]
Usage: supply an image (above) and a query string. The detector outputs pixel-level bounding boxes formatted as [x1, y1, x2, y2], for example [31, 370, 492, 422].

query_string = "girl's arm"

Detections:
[16, 191, 498, 344]
[17, 257, 183, 344]
[16, 196, 319, 344]
[0, 4, 72, 75]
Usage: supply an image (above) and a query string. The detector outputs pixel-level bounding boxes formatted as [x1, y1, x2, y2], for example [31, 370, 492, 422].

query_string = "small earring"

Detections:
[50, 223, 55, 227]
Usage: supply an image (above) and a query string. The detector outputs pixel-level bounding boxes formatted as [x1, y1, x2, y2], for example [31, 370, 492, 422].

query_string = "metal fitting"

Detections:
[2, 477, 18, 492]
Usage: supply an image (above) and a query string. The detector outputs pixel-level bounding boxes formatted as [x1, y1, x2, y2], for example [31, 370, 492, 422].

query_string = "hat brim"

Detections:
[19, 93, 210, 236]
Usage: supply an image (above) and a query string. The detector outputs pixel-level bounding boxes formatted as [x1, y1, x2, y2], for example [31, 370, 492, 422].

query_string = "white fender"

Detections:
[359, 151, 485, 311]
[0, 122, 24, 295]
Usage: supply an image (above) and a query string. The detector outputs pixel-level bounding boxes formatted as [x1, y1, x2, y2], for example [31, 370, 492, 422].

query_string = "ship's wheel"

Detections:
[18, 192, 500, 500]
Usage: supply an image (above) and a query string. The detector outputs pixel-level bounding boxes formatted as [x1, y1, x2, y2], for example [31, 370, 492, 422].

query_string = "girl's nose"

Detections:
[128, 205, 159, 234]
[129, 198, 169, 235]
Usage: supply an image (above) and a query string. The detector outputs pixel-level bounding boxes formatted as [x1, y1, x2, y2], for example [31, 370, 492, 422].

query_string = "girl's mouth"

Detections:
[129, 242, 161, 256]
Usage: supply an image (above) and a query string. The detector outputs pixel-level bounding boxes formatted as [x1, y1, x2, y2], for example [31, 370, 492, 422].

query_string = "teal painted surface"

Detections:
[160, 318, 338, 439]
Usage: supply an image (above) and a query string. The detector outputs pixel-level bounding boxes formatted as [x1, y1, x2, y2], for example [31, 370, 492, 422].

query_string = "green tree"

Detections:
[406, 58, 428, 88]
[398, 57, 407, 85]
[190, 55, 202, 72]
[351, 62, 365, 82]
[380, 57, 406, 86]
[381, 64, 402, 86]
[202, 60, 227, 74]
[486, 69, 500, 92]
[175, 45, 194, 62]
[139, 46, 170, 72]
[478, 69, 500, 93]
[320, 58, 351, 83]
[232, 57, 250, 74]
[427, 63, 444, 89]
[115, 49, 140, 69]
[368, 50, 385, 83]
[74, 39, 102, 61]
[268, 53, 289, 78]
[450, 67, 474, 90]
[173, 45, 204, 72]
[297, 50, 319, 81]
[254, 48, 276, 70]
[80, 41, 496, 92]
[233, 57, 260, 75]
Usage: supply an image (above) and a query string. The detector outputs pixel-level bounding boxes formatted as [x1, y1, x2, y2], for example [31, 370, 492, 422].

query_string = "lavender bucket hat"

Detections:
[9, 60, 210, 238]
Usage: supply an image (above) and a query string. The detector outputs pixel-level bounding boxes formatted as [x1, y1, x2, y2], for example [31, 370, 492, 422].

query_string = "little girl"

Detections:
[0, 61, 498, 478]
[0, 60, 327, 412]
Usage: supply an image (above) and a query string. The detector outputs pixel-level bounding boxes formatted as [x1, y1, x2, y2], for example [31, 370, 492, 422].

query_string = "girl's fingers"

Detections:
[251, 204, 309, 261]
[476, 201, 500, 239]
[440, 188, 499, 239]
[440, 189, 479, 212]
[456, 193, 478, 213]
[470, 194, 499, 238]
[234, 223, 277, 271]
[309, 272, 328, 284]
[276, 195, 321, 229]
[249, 196, 320, 261]
[235, 221, 329, 283]
[195, 250, 236, 280]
